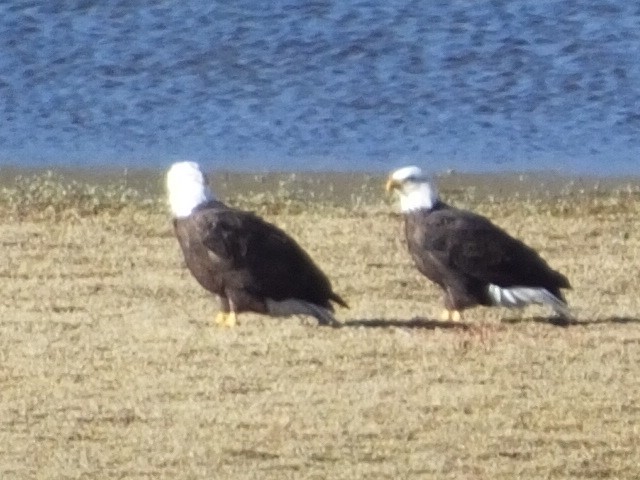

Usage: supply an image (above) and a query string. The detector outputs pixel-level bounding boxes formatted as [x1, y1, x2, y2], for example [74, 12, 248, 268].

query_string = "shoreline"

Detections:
[1, 166, 640, 204]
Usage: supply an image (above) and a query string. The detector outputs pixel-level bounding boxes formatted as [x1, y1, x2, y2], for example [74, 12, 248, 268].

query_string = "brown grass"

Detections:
[2, 171, 640, 479]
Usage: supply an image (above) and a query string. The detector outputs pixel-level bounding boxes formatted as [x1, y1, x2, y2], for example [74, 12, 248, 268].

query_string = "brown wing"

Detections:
[408, 206, 570, 298]
[193, 206, 347, 309]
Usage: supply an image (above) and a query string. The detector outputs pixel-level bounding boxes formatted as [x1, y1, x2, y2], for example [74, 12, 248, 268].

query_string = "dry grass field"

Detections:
[1, 169, 640, 479]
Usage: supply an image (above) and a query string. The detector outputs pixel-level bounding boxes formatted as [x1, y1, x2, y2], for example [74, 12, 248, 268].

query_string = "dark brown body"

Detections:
[173, 201, 347, 319]
[404, 202, 571, 311]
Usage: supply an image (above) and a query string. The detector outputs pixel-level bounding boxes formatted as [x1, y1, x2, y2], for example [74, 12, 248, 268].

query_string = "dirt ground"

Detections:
[1, 170, 640, 479]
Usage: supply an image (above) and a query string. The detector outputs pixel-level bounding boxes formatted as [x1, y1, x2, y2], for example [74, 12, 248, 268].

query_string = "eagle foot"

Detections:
[440, 309, 462, 322]
[223, 312, 238, 328]
[214, 311, 237, 328]
[214, 311, 228, 325]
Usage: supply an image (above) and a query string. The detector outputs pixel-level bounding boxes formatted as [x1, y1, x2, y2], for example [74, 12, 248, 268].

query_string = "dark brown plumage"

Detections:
[404, 203, 571, 312]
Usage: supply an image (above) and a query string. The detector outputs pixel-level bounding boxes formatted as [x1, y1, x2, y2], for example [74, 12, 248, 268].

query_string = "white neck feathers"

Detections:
[399, 182, 439, 213]
[166, 161, 215, 218]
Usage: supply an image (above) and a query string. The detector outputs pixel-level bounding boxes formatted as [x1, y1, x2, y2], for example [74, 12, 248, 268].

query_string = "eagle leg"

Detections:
[214, 297, 233, 327]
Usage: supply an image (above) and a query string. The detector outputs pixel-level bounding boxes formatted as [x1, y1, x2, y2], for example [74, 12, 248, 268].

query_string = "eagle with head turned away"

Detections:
[166, 161, 348, 327]
[386, 166, 572, 322]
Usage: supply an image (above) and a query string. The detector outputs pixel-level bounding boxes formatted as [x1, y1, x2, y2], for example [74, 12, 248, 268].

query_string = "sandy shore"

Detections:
[1, 170, 640, 478]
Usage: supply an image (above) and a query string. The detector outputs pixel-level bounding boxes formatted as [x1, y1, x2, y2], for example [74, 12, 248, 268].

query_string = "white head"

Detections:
[166, 161, 215, 217]
[385, 165, 439, 212]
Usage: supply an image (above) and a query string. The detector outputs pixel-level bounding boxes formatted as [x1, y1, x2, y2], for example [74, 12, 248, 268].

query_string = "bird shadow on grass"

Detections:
[338, 317, 471, 331]
[501, 315, 640, 328]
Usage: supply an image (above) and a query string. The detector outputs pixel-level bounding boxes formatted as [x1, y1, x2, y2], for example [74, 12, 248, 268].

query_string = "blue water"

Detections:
[1, 0, 639, 174]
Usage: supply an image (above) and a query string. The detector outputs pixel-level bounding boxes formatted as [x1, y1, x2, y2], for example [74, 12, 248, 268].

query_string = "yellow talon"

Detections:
[214, 311, 227, 325]
[223, 312, 237, 328]
[440, 309, 463, 322]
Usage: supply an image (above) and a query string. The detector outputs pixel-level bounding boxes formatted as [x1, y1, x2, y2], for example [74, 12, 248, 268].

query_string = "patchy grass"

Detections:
[1, 171, 640, 479]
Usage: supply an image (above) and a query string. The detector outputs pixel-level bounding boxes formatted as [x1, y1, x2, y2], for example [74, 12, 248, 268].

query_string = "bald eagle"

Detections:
[166, 161, 347, 327]
[386, 166, 571, 321]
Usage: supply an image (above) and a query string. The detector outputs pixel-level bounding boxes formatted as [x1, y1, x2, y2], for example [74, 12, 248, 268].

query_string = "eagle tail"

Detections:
[265, 299, 342, 327]
[487, 284, 572, 319]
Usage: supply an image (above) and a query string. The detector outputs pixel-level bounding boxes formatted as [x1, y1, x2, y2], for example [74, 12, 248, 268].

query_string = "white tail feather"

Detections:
[265, 299, 341, 326]
[487, 284, 571, 318]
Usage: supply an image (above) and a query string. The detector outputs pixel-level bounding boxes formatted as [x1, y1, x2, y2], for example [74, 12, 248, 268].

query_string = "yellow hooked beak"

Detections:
[385, 177, 401, 193]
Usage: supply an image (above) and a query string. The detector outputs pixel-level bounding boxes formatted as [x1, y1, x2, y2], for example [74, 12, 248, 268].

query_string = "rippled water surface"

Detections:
[1, 1, 639, 173]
